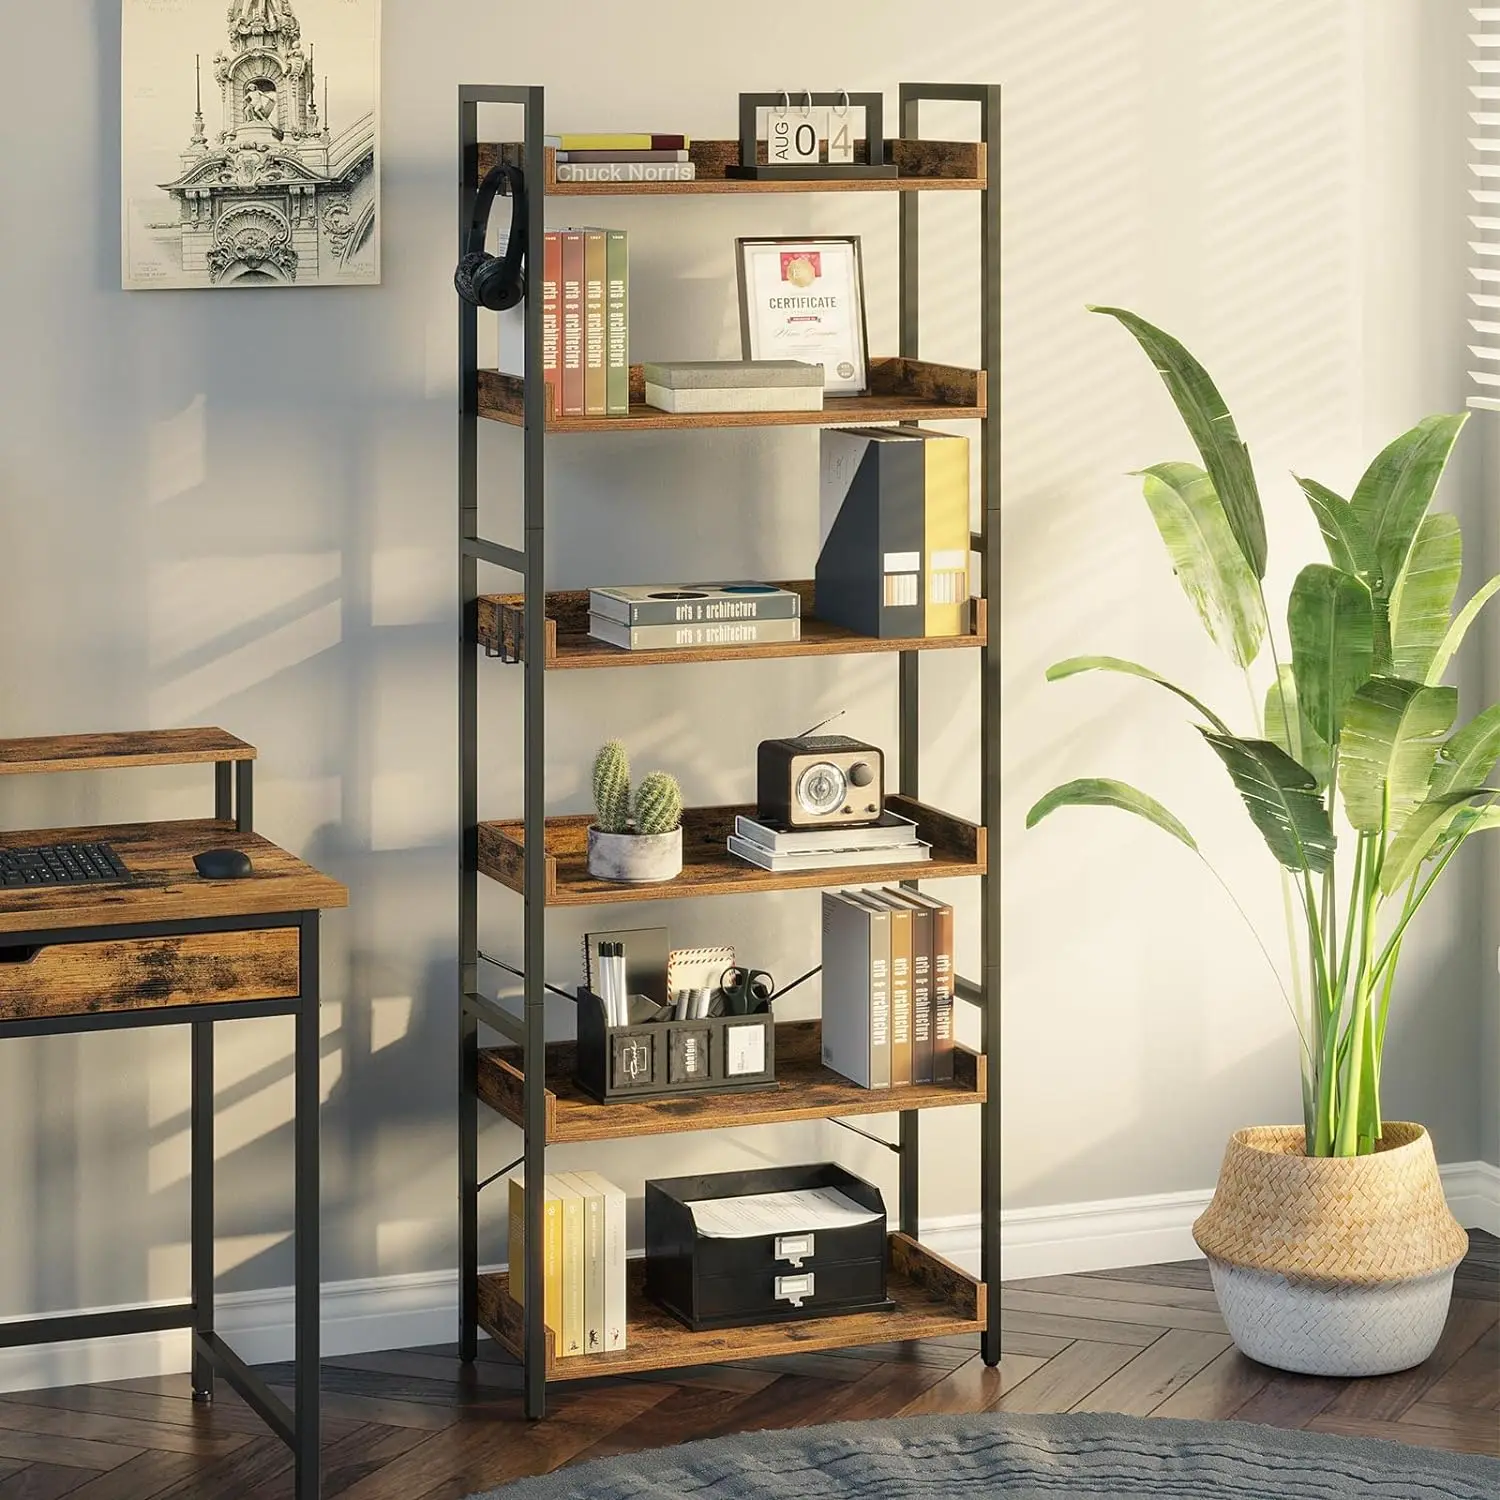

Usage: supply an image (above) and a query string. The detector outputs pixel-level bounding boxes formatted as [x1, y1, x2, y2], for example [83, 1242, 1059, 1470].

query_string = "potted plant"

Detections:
[587, 739, 684, 883]
[1027, 306, 1479, 1377]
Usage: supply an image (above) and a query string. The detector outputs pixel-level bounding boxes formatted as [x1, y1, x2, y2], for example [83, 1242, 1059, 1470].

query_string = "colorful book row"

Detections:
[541, 230, 629, 418]
[509, 1170, 628, 1357]
[821, 889, 956, 1089]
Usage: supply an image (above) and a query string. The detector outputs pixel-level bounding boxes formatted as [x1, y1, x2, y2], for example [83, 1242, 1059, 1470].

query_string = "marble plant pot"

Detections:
[1192, 1123, 1468, 1378]
[586, 825, 683, 883]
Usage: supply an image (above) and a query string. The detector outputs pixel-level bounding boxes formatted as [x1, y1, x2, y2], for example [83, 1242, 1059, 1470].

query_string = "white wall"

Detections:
[0, 0, 1490, 1353]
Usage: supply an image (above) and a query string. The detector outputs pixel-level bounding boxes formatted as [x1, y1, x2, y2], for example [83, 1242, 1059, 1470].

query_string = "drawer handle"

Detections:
[0, 946, 41, 966]
[775, 1273, 814, 1309]
[775, 1233, 814, 1268]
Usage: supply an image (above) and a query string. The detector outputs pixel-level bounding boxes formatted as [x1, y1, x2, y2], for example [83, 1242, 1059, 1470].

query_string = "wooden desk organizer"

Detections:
[574, 986, 776, 1103]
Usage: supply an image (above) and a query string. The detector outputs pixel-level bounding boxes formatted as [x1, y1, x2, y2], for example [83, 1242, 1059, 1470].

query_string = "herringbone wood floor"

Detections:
[0, 1233, 1493, 1498]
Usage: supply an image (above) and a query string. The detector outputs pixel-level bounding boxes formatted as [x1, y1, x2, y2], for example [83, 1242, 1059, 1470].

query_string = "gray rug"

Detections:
[470, 1412, 1500, 1498]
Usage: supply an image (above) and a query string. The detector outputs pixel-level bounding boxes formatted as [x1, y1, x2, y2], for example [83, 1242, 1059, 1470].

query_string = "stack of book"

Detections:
[540, 228, 629, 417]
[549, 134, 696, 184]
[643, 360, 824, 415]
[821, 888, 956, 1089]
[509, 1171, 628, 1358]
[589, 582, 802, 652]
[728, 811, 931, 873]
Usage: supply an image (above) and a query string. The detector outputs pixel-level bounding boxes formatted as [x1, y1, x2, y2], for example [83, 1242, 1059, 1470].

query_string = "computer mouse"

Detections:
[194, 848, 253, 880]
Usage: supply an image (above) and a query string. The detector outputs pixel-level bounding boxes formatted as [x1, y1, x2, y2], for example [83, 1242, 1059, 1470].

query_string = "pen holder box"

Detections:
[645, 1162, 892, 1332]
[574, 987, 777, 1103]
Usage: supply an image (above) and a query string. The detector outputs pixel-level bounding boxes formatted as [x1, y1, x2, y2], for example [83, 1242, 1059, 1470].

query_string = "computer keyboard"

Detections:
[0, 842, 133, 889]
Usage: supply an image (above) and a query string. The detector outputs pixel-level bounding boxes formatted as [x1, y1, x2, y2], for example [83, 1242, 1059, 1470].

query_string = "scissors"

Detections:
[719, 965, 775, 1016]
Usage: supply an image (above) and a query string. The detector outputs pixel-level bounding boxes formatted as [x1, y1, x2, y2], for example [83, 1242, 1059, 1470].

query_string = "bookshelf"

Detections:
[458, 84, 1001, 1420]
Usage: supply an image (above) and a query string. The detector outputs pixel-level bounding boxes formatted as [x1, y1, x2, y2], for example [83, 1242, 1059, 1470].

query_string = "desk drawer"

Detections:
[0, 929, 300, 1020]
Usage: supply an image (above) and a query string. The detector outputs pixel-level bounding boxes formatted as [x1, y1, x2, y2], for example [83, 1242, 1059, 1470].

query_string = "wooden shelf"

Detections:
[477, 794, 985, 907]
[478, 139, 986, 195]
[478, 358, 985, 432]
[477, 1019, 985, 1143]
[477, 1232, 983, 1380]
[0, 728, 255, 777]
[477, 583, 986, 668]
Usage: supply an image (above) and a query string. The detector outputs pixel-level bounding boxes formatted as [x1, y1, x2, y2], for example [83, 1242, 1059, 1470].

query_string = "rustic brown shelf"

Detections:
[477, 583, 987, 668]
[478, 139, 986, 195]
[477, 794, 985, 907]
[478, 358, 985, 432]
[477, 1019, 985, 1143]
[0, 728, 255, 777]
[477, 1232, 983, 1381]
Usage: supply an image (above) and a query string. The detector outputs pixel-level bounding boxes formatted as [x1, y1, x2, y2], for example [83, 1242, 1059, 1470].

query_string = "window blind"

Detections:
[1470, 6, 1500, 408]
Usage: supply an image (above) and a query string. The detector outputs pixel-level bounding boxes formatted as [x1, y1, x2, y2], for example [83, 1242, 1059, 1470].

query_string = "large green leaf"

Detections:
[1090, 306, 1267, 578]
[1380, 792, 1489, 894]
[1025, 778, 1198, 852]
[1297, 476, 1375, 578]
[1388, 513, 1461, 682]
[1201, 732, 1336, 874]
[1046, 655, 1234, 735]
[1348, 413, 1467, 594]
[1264, 665, 1330, 789]
[1338, 678, 1458, 835]
[1427, 573, 1500, 685]
[1287, 565, 1375, 747]
[1137, 462, 1265, 668]
[1429, 703, 1500, 799]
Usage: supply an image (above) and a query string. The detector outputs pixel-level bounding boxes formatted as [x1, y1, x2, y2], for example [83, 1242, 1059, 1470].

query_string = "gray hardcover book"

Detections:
[821, 892, 879, 1088]
[590, 583, 801, 626]
[817, 429, 927, 638]
[641, 359, 824, 389]
[590, 616, 801, 650]
[840, 893, 892, 1089]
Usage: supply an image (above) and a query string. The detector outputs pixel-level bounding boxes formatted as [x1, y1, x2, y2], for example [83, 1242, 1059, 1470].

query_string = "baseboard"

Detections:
[2, 1164, 1493, 1397]
[923, 1161, 1500, 1280]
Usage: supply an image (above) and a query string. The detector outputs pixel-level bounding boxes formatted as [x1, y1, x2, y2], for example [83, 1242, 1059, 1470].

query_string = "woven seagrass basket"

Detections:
[1193, 1123, 1469, 1376]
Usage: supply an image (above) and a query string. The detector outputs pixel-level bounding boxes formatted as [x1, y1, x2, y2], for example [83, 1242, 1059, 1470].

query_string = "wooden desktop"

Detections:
[0, 728, 347, 1500]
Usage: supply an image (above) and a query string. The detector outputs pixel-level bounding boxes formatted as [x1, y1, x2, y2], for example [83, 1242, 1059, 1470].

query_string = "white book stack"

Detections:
[728, 811, 932, 872]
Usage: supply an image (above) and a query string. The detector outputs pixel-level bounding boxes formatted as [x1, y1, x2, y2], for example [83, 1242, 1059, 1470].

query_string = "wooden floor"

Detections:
[0, 1233, 1493, 1498]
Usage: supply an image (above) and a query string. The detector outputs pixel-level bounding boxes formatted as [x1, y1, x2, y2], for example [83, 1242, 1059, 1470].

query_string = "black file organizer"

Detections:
[573, 987, 777, 1103]
[645, 1163, 893, 1331]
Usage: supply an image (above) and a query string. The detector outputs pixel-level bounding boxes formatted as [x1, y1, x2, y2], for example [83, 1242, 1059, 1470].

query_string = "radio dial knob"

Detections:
[849, 761, 875, 787]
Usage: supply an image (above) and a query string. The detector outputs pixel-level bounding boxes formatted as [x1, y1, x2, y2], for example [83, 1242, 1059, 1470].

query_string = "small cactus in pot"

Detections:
[586, 742, 684, 883]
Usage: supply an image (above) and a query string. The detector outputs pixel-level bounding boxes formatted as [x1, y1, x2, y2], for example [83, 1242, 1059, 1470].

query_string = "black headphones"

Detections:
[455, 162, 528, 311]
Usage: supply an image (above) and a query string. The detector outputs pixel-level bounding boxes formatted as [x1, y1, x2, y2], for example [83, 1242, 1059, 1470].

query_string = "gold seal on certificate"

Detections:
[736, 237, 869, 396]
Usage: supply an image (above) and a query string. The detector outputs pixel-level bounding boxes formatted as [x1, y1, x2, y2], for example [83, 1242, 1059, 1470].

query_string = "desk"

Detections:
[0, 729, 347, 1500]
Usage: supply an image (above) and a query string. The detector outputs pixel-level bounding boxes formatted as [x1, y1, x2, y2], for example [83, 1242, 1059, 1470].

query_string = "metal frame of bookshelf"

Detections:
[457, 82, 1000, 1420]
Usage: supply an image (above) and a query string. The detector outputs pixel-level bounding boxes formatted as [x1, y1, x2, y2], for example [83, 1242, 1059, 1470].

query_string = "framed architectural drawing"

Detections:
[122, 0, 380, 290]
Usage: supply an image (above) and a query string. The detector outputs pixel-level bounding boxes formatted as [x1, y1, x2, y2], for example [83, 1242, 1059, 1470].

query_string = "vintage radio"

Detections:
[756, 734, 884, 830]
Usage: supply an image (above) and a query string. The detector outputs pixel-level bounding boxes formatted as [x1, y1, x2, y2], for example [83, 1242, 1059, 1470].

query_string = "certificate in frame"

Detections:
[736, 237, 870, 397]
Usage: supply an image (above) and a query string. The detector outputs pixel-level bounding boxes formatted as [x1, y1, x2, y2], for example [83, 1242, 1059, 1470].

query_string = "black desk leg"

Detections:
[191, 1021, 215, 1402]
[295, 912, 321, 1497]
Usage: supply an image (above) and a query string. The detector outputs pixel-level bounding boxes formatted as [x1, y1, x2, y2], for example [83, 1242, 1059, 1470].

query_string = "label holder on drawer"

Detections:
[775, 1273, 814, 1308]
[775, 1233, 814, 1268]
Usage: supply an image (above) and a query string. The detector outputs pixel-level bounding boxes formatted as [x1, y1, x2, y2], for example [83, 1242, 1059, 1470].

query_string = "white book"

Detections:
[643, 382, 824, 414]
[573, 1170, 628, 1351]
[549, 1176, 586, 1358]
[556, 1172, 606, 1357]
[728, 834, 931, 872]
